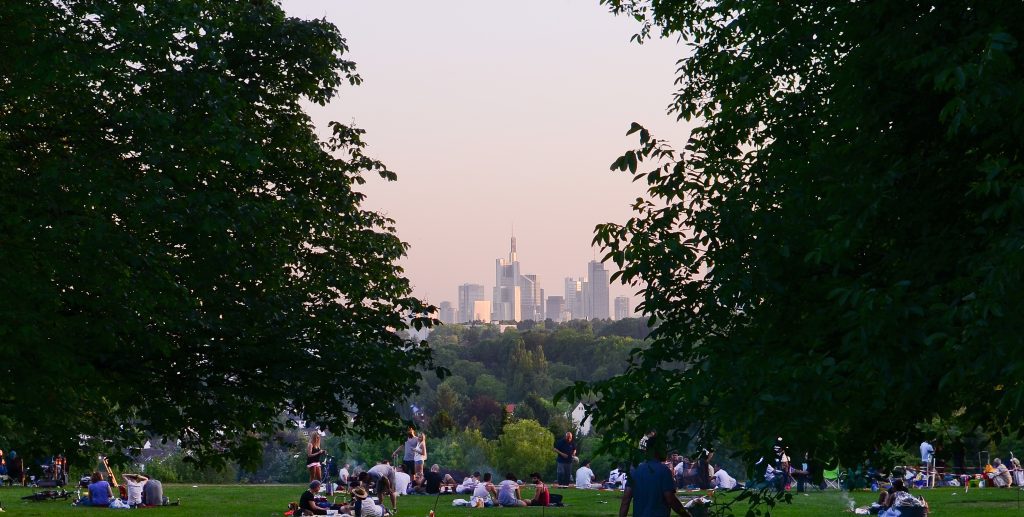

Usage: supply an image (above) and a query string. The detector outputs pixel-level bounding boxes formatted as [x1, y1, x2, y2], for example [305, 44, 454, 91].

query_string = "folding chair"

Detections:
[822, 466, 845, 489]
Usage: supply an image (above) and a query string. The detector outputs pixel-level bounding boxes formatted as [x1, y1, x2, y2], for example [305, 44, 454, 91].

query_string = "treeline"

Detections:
[110, 319, 650, 483]
[403, 318, 650, 440]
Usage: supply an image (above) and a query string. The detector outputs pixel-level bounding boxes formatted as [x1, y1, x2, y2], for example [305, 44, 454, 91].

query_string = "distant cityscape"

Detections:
[435, 235, 633, 324]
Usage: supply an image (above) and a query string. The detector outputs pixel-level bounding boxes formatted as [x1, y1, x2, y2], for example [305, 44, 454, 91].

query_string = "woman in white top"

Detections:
[414, 433, 427, 478]
[122, 473, 148, 506]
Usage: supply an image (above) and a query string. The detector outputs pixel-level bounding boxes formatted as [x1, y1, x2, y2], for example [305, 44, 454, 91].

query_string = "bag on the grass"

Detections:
[109, 498, 130, 509]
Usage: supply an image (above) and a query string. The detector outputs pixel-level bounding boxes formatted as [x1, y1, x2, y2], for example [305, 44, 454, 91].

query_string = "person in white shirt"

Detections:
[351, 487, 386, 517]
[339, 463, 350, 485]
[456, 472, 480, 494]
[471, 472, 497, 507]
[604, 466, 627, 489]
[712, 468, 737, 490]
[920, 441, 934, 467]
[394, 465, 412, 495]
[575, 460, 599, 489]
[121, 473, 148, 506]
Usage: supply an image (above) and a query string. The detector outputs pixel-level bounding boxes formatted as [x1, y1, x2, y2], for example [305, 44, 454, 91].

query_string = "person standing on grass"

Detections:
[414, 432, 427, 478]
[307, 432, 326, 482]
[392, 425, 418, 476]
[553, 431, 577, 486]
[619, 433, 691, 517]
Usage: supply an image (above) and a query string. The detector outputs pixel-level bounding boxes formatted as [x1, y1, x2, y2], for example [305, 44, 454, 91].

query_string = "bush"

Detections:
[492, 419, 554, 480]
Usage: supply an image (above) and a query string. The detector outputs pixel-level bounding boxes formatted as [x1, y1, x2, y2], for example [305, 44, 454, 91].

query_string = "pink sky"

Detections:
[281, 0, 695, 310]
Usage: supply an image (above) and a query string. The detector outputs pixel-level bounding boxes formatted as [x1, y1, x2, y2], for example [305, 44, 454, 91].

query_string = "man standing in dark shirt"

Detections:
[553, 431, 577, 486]
[619, 433, 690, 517]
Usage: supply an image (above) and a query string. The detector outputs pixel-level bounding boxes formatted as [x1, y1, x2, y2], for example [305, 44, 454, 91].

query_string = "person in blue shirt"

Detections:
[81, 471, 113, 506]
[553, 432, 577, 486]
[619, 433, 690, 517]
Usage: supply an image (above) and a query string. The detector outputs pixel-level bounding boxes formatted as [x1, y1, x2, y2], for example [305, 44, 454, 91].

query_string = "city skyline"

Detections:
[279, 0, 692, 310]
[441, 234, 628, 323]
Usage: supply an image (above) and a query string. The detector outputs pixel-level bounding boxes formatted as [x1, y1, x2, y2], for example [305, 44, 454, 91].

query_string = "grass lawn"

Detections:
[2, 484, 1024, 516]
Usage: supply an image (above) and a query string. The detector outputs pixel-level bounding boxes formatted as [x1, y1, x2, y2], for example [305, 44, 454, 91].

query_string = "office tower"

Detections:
[520, 274, 542, 321]
[471, 300, 492, 323]
[438, 301, 457, 324]
[587, 260, 610, 320]
[614, 296, 631, 320]
[546, 296, 565, 322]
[492, 235, 522, 321]
[539, 288, 545, 322]
[458, 283, 486, 323]
[564, 277, 583, 320]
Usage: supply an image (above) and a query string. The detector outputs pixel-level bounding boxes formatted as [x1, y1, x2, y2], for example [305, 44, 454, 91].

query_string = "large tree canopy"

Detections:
[568, 0, 1024, 465]
[0, 1, 436, 465]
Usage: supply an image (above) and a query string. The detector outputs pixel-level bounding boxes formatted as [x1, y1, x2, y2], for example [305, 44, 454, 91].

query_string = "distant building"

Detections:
[546, 295, 565, 322]
[438, 301, 457, 324]
[520, 274, 542, 321]
[458, 283, 485, 323]
[564, 277, 583, 320]
[614, 296, 630, 320]
[470, 300, 492, 323]
[571, 402, 592, 436]
[493, 235, 522, 321]
[586, 260, 610, 319]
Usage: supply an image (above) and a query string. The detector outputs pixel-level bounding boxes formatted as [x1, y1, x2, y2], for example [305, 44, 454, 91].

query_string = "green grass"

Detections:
[2, 484, 1024, 516]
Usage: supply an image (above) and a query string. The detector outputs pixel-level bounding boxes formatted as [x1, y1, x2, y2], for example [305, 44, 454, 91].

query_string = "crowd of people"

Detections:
[296, 426, 559, 515]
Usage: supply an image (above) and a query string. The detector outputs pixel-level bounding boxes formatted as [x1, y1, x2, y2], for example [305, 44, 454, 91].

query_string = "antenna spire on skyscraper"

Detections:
[510, 224, 517, 262]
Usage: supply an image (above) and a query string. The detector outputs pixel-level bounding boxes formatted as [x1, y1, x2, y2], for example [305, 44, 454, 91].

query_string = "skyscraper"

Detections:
[587, 260, 610, 320]
[614, 296, 631, 320]
[520, 274, 542, 321]
[438, 301, 457, 324]
[546, 295, 565, 322]
[564, 277, 583, 320]
[458, 283, 486, 323]
[492, 236, 522, 321]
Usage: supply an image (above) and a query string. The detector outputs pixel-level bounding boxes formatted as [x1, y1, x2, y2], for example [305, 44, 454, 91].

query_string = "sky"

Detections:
[280, 0, 695, 310]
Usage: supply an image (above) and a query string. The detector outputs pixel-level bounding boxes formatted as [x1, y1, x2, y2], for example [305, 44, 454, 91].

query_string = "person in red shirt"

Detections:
[528, 472, 550, 507]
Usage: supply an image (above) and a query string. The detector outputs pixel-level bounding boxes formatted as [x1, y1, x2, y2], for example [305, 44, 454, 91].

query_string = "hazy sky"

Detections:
[280, 0, 695, 309]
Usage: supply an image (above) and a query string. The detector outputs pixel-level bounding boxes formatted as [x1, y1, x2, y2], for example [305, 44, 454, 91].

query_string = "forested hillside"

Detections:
[405, 318, 650, 440]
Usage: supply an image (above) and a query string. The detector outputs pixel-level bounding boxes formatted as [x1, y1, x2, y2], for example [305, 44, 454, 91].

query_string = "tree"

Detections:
[0, 0, 439, 466]
[566, 0, 1024, 466]
[491, 419, 554, 479]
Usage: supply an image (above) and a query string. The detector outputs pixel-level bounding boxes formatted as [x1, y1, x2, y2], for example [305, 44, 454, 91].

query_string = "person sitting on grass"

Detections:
[142, 476, 165, 506]
[529, 472, 550, 507]
[78, 471, 113, 507]
[605, 464, 628, 490]
[497, 472, 528, 507]
[122, 473, 149, 507]
[991, 458, 1013, 487]
[422, 464, 444, 494]
[576, 459, 601, 489]
[712, 467, 738, 490]
[350, 486, 388, 517]
[456, 471, 480, 494]
[299, 480, 349, 516]
[394, 464, 412, 495]
[471, 472, 498, 507]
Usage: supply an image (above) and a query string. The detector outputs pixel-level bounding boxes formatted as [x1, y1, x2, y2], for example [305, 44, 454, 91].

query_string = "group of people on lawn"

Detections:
[297, 426, 554, 515]
[78, 470, 165, 508]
